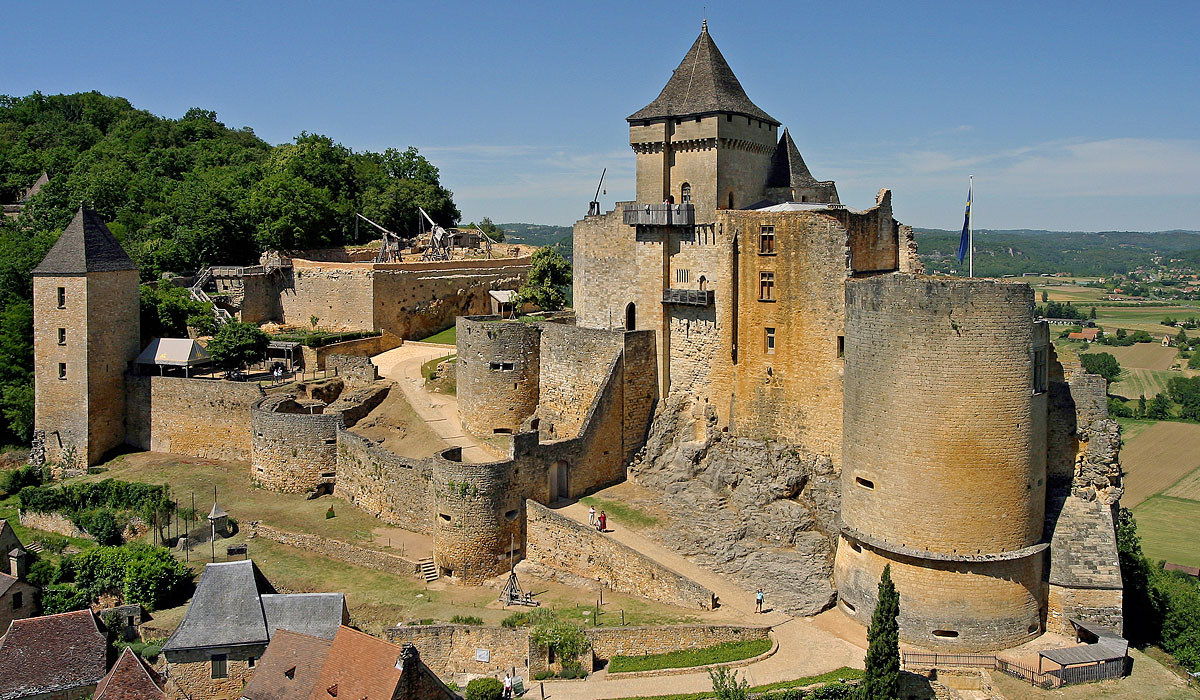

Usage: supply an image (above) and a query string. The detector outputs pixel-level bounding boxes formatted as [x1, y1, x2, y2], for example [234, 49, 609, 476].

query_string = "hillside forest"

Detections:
[0, 91, 463, 446]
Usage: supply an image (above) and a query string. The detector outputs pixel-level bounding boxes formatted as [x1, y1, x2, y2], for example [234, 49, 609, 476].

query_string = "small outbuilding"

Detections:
[1037, 619, 1129, 685]
[489, 289, 518, 318]
[135, 338, 212, 376]
[208, 502, 229, 537]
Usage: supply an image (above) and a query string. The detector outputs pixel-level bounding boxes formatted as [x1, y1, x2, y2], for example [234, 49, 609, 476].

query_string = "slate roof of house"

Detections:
[0, 610, 108, 700]
[261, 594, 345, 641]
[94, 647, 165, 700]
[163, 560, 273, 651]
[20, 173, 48, 202]
[306, 627, 404, 700]
[766, 129, 827, 189]
[32, 208, 138, 276]
[240, 630, 333, 700]
[628, 22, 777, 124]
[164, 560, 346, 654]
[0, 573, 21, 598]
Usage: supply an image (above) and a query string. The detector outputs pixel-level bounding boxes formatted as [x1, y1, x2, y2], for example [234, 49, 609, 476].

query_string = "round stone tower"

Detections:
[456, 317, 541, 436]
[834, 274, 1050, 651]
[430, 447, 522, 584]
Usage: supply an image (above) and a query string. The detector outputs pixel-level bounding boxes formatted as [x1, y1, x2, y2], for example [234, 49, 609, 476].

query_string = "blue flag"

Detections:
[956, 182, 972, 263]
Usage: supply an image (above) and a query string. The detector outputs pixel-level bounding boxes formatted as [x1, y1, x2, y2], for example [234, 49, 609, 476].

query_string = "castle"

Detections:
[30, 23, 1124, 654]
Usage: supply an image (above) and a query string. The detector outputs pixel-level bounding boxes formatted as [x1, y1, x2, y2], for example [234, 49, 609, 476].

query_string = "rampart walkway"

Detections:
[372, 343, 493, 463]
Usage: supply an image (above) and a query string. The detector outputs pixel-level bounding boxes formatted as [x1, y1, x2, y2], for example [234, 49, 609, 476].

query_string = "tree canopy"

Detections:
[516, 247, 573, 312]
[1079, 352, 1122, 384]
[207, 321, 269, 369]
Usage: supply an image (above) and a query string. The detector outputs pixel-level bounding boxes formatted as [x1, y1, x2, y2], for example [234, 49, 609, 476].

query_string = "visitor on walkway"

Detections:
[588, 506, 597, 527]
[755, 588, 764, 613]
[598, 510, 607, 532]
[503, 673, 513, 699]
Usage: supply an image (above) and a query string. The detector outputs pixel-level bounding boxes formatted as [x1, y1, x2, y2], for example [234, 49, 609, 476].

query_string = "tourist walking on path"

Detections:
[755, 588, 764, 613]
[598, 510, 607, 532]
[588, 506, 597, 527]
[503, 673, 513, 699]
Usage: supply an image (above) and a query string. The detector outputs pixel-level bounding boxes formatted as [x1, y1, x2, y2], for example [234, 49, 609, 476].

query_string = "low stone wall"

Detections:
[588, 624, 771, 661]
[247, 522, 420, 578]
[1046, 584, 1124, 637]
[327, 354, 380, 387]
[18, 509, 87, 539]
[300, 332, 403, 370]
[125, 376, 264, 461]
[335, 431, 433, 534]
[385, 624, 532, 677]
[525, 501, 716, 610]
[325, 383, 390, 427]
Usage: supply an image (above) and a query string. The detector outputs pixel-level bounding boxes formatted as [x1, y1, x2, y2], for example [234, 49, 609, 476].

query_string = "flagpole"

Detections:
[968, 175, 974, 278]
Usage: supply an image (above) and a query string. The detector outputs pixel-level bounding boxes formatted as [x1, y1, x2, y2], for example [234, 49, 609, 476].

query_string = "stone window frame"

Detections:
[58, 363, 67, 380]
[759, 226, 775, 255]
[765, 327, 775, 355]
[681, 182, 692, 203]
[675, 268, 691, 285]
[1032, 348, 1048, 394]
[758, 272, 775, 302]
[211, 654, 228, 679]
[58, 328, 66, 346]
[56, 287, 66, 309]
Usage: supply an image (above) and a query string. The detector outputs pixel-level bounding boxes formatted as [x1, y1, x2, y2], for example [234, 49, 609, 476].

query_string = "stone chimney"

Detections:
[9, 549, 25, 580]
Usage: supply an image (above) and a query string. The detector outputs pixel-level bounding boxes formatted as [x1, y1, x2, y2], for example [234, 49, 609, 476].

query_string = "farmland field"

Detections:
[1132, 496, 1200, 569]
[1117, 420, 1200, 507]
[1164, 465, 1200, 501]
[1094, 304, 1200, 335]
[1082, 342, 1180, 371]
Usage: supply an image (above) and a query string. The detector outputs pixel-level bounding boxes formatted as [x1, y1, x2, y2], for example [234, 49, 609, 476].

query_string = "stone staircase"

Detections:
[418, 557, 439, 582]
[23, 541, 44, 554]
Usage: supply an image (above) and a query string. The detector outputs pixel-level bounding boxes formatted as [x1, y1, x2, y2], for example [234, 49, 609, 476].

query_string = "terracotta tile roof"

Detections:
[306, 627, 403, 700]
[241, 630, 332, 700]
[94, 647, 164, 700]
[0, 610, 108, 700]
[32, 207, 137, 276]
[628, 23, 777, 124]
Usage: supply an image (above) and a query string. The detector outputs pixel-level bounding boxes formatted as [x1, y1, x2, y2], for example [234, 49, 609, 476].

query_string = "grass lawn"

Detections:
[579, 495, 660, 529]
[601, 667, 863, 700]
[607, 638, 772, 673]
[1133, 496, 1200, 568]
[418, 326, 457, 345]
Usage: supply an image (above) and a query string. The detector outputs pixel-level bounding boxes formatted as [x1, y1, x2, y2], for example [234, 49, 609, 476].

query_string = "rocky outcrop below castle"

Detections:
[629, 394, 840, 615]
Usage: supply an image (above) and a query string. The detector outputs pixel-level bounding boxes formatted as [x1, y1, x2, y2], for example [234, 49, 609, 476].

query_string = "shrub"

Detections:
[0, 464, 44, 496]
[40, 583, 89, 614]
[558, 660, 585, 679]
[530, 619, 590, 659]
[1080, 352, 1122, 384]
[809, 684, 853, 700]
[709, 668, 749, 700]
[450, 615, 483, 625]
[71, 543, 194, 611]
[71, 507, 122, 545]
[1108, 397, 1132, 418]
[26, 557, 58, 587]
[140, 644, 162, 660]
[465, 677, 503, 700]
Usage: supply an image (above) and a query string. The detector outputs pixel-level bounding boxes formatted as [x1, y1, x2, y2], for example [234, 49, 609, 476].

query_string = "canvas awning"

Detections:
[136, 338, 212, 367]
[489, 290, 517, 303]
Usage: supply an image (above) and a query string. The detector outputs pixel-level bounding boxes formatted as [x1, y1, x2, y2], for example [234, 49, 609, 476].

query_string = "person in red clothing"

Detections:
[598, 510, 607, 532]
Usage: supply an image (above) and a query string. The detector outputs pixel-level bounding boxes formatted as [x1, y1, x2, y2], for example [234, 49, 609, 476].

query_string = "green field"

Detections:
[1095, 305, 1200, 335]
[1133, 496, 1200, 569]
[607, 638, 772, 673]
[1110, 368, 1183, 400]
[418, 326, 457, 345]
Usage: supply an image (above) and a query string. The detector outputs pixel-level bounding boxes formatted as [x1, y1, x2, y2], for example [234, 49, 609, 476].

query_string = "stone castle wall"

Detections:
[247, 522, 420, 578]
[430, 449, 521, 583]
[385, 624, 532, 678]
[588, 624, 770, 661]
[84, 270, 141, 465]
[456, 318, 541, 435]
[125, 376, 264, 461]
[525, 500, 716, 609]
[33, 275, 91, 467]
[327, 353, 380, 387]
[536, 323, 625, 440]
[299, 332, 403, 370]
[335, 431, 434, 533]
[251, 396, 344, 493]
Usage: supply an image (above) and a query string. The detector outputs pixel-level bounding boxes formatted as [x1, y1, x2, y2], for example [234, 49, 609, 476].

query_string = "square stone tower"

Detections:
[31, 208, 140, 468]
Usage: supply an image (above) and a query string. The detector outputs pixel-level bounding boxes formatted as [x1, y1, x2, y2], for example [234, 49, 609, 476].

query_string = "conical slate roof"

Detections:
[32, 208, 137, 276]
[628, 22, 777, 124]
[766, 129, 818, 188]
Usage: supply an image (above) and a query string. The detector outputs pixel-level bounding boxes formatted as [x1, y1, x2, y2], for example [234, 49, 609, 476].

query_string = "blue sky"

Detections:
[3, 1, 1198, 231]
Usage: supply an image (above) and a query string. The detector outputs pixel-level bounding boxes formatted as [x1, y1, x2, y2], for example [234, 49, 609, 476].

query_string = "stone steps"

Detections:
[418, 557, 439, 582]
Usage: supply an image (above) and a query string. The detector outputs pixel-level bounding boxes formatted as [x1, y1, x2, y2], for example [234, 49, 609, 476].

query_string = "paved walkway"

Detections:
[538, 502, 865, 700]
[372, 343, 493, 463]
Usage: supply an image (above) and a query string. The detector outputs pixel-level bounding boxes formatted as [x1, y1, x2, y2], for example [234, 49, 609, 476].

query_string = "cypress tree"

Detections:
[858, 564, 900, 700]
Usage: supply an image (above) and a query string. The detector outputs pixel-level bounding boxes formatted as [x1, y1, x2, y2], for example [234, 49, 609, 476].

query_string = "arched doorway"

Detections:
[550, 460, 569, 502]
[625, 302, 636, 330]
[681, 182, 692, 203]
[698, 276, 707, 291]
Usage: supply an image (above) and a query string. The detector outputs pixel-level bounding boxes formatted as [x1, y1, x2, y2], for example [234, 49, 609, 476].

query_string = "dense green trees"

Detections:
[140, 283, 214, 340]
[207, 321, 269, 369]
[1079, 352, 1122, 384]
[516, 247, 573, 312]
[0, 91, 461, 445]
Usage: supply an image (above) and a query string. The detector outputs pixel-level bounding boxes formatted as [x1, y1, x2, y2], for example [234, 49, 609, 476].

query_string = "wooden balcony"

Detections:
[623, 203, 695, 226]
[662, 288, 714, 306]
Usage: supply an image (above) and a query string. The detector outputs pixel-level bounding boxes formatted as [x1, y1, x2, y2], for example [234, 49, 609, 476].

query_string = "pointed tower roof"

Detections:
[20, 173, 49, 202]
[32, 208, 137, 276]
[628, 22, 778, 124]
[767, 129, 819, 188]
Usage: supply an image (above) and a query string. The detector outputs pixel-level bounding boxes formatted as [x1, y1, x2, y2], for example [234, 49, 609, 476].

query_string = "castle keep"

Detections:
[29, 23, 1124, 657]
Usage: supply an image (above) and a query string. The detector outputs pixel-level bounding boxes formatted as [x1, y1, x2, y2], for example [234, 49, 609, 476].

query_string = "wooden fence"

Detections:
[903, 652, 1126, 689]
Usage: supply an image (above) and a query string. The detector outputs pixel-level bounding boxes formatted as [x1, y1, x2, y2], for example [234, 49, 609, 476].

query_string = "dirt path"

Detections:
[537, 501, 865, 699]
[372, 343, 493, 463]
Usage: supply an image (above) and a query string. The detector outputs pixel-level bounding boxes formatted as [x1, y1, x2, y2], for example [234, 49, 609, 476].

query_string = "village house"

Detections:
[0, 610, 108, 700]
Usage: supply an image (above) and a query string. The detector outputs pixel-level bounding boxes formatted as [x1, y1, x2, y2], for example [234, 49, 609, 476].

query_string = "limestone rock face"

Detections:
[630, 394, 840, 615]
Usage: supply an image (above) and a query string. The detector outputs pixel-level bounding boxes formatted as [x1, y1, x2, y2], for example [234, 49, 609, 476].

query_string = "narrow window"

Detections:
[501, 362, 514, 371]
[728, 192, 735, 210]
[58, 363, 67, 380]
[1032, 348, 1048, 393]
[855, 476, 874, 490]
[489, 362, 502, 371]
[504, 509, 519, 521]
[56, 287, 65, 308]
[765, 327, 775, 355]
[681, 182, 692, 203]
[698, 276, 707, 291]
[726, 114, 732, 122]
[675, 269, 690, 284]
[625, 303, 636, 331]
[248, 657, 256, 669]
[439, 513, 451, 522]
[932, 630, 959, 638]
[285, 667, 297, 680]
[837, 336, 845, 358]
[211, 654, 228, 679]
[759, 226, 775, 254]
[758, 272, 775, 301]
[12, 592, 21, 609]
[57, 328, 66, 345]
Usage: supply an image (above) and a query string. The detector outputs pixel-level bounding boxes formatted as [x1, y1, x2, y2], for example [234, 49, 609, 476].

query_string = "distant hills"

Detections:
[501, 222, 1200, 277]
